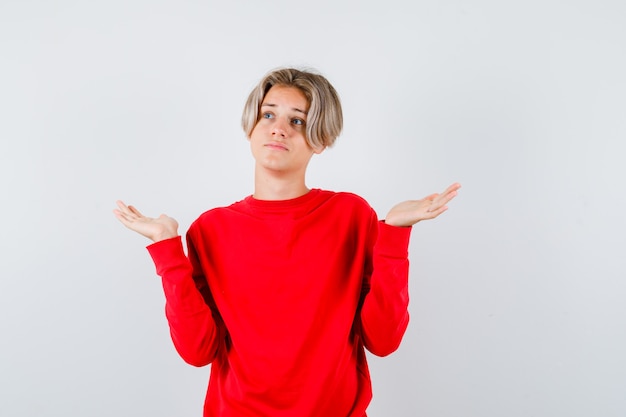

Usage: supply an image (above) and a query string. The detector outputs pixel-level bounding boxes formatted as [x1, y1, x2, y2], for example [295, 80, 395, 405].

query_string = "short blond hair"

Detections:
[241, 68, 343, 149]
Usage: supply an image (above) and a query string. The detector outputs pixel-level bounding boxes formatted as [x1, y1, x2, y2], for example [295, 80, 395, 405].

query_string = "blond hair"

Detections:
[241, 68, 343, 149]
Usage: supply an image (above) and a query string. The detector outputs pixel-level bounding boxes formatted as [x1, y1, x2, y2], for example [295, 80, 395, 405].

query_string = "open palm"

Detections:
[385, 183, 461, 227]
[113, 201, 179, 242]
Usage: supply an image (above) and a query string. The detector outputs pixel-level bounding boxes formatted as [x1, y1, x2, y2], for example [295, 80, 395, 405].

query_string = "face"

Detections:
[249, 85, 324, 177]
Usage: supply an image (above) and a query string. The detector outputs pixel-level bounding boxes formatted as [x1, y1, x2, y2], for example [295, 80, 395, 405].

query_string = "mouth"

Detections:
[265, 142, 288, 151]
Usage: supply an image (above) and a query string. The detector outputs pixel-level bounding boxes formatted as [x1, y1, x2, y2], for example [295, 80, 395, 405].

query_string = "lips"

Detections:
[265, 142, 288, 151]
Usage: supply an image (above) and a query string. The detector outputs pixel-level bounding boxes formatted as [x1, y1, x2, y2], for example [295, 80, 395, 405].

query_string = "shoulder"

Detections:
[316, 190, 377, 222]
[324, 190, 373, 210]
[188, 199, 246, 233]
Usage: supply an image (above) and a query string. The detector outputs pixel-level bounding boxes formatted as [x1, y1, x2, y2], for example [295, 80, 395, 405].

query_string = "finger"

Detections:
[432, 184, 460, 206]
[113, 209, 134, 227]
[442, 182, 462, 195]
[426, 205, 449, 219]
[112, 208, 123, 219]
[116, 201, 142, 220]
[115, 209, 136, 224]
[436, 189, 458, 206]
[428, 192, 451, 212]
[128, 205, 144, 217]
[116, 200, 130, 213]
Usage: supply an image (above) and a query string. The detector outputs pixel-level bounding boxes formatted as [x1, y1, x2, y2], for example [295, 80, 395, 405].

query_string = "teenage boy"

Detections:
[114, 68, 460, 417]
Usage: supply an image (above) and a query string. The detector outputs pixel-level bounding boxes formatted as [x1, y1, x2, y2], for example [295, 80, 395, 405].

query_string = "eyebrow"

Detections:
[261, 103, 308, 115]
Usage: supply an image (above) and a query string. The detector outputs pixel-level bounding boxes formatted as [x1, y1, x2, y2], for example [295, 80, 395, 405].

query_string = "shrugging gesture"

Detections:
[110, 68, 463, 417]
[385, 182, 461, 227]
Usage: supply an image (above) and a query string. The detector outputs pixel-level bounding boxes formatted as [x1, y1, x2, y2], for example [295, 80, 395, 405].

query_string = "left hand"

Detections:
[385, 182, 461, 227]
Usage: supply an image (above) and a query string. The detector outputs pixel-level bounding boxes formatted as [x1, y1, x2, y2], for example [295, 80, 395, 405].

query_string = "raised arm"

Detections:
[113, 201, 223, 366]
[360, 183, 461, 356]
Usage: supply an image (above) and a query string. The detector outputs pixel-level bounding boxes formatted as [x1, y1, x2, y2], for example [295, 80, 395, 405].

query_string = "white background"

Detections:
[1, 1, 625, 416]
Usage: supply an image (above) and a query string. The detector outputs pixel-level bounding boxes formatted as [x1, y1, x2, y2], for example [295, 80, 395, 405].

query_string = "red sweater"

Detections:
[147, 189, 411, 417]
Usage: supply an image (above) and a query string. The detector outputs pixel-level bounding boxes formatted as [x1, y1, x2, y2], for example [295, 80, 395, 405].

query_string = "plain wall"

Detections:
[1, 1, 624, 416]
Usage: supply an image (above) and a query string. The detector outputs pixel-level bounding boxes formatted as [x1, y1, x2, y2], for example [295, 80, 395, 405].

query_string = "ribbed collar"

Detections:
[239, 189, 327, 217]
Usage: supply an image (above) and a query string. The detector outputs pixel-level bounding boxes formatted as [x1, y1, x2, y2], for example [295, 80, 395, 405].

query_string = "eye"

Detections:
[262, 112, 274, 119]
[291, 118, 305, 126]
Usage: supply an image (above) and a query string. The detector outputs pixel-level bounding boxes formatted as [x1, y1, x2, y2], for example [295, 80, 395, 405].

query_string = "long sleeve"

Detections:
[147, 236, 223, 367]
[360, 220, 412, 357]
[142, 190, 408, 416]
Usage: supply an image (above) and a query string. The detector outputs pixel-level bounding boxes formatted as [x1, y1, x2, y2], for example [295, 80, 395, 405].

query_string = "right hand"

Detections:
[113, 200, 179, 242]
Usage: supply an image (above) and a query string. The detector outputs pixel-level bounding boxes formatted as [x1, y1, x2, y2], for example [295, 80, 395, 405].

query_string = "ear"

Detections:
[312, 145, 326, 155]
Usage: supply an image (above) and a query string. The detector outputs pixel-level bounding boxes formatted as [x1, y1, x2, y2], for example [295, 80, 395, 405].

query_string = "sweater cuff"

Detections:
[146, 236, 186, 277]
[376, 221, 412, 258]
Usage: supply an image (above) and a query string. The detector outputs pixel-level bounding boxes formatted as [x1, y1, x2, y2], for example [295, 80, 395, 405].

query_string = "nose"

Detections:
[272, 118, 288, 137]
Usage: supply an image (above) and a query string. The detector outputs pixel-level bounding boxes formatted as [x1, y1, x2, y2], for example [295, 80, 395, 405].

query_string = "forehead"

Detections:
[262, 85, 309, 112]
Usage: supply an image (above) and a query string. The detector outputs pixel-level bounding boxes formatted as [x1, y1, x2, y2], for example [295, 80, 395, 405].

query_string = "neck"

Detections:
[253, 165, 310, 201]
